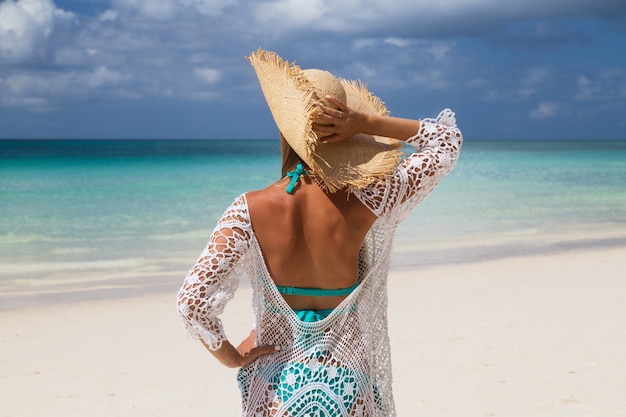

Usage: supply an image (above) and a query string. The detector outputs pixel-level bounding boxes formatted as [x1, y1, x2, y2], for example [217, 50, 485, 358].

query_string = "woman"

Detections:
[177, 50, 462, 417]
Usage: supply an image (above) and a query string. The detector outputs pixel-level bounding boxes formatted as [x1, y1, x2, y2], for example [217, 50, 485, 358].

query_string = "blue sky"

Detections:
[1, 0, 625, 140]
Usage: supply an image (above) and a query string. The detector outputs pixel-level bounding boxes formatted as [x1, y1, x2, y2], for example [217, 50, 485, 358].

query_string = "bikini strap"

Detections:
[285, 163, 308, 194]
[276, 281, 359, 297]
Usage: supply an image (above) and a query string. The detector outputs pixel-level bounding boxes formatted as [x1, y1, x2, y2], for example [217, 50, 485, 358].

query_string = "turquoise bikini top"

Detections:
[275, 281, 359, 297]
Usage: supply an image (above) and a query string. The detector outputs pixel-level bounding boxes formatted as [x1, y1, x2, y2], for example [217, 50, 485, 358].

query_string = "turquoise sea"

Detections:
[1, 139, 625, 308]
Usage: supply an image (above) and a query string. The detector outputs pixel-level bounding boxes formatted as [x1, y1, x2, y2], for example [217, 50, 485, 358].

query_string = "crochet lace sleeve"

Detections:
[357, 108, 463, 220]
[176, 195, 252, 350]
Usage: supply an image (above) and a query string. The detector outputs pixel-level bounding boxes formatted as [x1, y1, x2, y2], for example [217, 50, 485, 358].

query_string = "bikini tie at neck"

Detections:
[285, 163, 308, 194]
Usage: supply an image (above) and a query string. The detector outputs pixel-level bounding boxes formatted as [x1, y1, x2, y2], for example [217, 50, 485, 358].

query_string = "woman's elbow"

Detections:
[177, 289, 198, 322]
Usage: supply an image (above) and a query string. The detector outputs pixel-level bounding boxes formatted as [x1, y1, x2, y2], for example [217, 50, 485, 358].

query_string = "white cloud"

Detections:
[253, 0, 328, 29]
[384, 37, 410, 48]
[353, 38, 377, 49]
[522, 67, 552, 86]
[410, 68, 449, 90]
[183, 0, 237, 17]
[85, 66, 130, 89]
[575, 75, 599, 101]
[516, 88, 536, 99]
[99, 9, 118, 22]
[193, 68, 221, 84]
[422, 41, 453, 62]
[530, 101, 559, 119]
[351, 62, 377, 81]
[1, 66, 131, 107]
[1, 95, 49, 109]
[111, 0, 176, 20]
[110, 0, 237, 20]
[575, 70, 626, 101]
[0, 0, 73, 62]
[53, 47, 96, 66]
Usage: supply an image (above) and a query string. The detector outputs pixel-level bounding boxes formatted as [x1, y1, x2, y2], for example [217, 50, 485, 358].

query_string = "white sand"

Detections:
[1, 247, 625, 417]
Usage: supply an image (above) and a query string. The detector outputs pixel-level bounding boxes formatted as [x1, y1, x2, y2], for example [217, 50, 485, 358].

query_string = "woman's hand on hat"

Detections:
[315, 95, 423, 142]
[313, 96, 368, 143]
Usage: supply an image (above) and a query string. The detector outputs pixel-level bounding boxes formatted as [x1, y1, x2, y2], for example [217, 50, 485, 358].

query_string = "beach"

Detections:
[2, 139, 625, 416]
[2, 245, 625, 417]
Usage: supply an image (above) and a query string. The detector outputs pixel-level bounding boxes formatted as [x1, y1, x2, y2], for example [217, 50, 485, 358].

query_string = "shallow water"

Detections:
[1, 139, 625, 303]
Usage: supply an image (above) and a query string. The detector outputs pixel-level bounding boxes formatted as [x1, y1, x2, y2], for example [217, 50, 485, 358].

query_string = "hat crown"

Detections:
[302, 69, 346, 107]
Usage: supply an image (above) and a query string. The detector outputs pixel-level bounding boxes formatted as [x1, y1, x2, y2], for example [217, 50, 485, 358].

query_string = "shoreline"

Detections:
[1, 230, 625, 311]
[392, 232, 626, 268]
[2, 245, 625, 416]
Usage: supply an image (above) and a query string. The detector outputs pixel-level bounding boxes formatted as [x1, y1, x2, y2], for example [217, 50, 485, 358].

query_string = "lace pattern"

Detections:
[177, 197, 252, 350]
[177, 109, 462, 416]
[355, 108, 462, 221]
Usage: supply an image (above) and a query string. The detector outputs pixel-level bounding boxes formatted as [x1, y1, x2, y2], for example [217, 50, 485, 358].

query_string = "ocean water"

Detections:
[1, 139, 625, 306]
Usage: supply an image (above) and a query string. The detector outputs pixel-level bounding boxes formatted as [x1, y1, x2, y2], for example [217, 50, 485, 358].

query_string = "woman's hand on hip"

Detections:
[207, 330, 280, 368]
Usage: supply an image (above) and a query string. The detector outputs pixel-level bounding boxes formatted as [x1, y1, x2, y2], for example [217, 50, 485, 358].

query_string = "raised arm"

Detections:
[312, 95, 422, 143]
[314, 96, 462, 218]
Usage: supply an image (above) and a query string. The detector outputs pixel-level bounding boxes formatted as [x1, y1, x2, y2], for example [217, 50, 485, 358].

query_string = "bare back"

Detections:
[246, 175, 377, 311]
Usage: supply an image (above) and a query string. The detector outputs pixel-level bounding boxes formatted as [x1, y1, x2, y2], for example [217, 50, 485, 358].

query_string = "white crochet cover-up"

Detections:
[177, 109, 463, 417]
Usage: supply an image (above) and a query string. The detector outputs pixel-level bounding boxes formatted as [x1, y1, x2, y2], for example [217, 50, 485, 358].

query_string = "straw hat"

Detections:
[247, 49, 404, 193]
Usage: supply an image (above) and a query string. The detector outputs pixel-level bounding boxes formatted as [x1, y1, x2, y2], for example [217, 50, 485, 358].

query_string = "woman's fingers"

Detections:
[240, 344, 281, 367]
[315, 111, 339, 125]
[325, 95, 346, 111]
[311, 122, 343, 143]
[312, 120, 336, 132]
[313, 96, 360, 143]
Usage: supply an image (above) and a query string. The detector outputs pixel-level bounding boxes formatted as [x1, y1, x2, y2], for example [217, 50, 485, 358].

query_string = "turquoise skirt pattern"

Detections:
[238, 348, 370, 417]
[237, 309, 367, 416]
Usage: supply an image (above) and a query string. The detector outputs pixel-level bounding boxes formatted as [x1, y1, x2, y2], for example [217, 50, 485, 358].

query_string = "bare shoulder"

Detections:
[247, 179, 376, 226]
[245, 182, 289, 222]
[246, 183, 284, 206]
